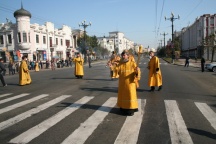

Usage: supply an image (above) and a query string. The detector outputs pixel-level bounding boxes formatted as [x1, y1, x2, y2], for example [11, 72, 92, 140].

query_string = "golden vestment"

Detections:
[108, 55, 120, 78]
[73, 57, 84, 76]
[117, 60, 140, 109]
[148, 56, 162, 87]
[19, 60, 32, 86]
[35, 62, 39, 72]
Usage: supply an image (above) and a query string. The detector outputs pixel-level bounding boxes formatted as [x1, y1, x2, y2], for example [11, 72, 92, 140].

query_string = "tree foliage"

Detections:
[202, 33, 216, 62]
[77, 34, 109, 57]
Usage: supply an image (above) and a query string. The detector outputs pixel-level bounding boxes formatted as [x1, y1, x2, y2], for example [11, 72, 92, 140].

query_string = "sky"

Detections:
[0, 0, 215, 49]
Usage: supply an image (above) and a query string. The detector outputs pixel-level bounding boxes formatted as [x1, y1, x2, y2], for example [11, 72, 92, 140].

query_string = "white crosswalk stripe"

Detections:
[0, 94, 49, 115]
[0, 95, 71, 131]
[10, 96, 94, 144]
[114, 99, 145, 144]
[0, 93, 215, 144]
[61, 97, 117, 144]
[165, 100, 193, 144]
[0, 93, 13, 98]
[195, 102, 216, 130]
[0, 93, 29, 104]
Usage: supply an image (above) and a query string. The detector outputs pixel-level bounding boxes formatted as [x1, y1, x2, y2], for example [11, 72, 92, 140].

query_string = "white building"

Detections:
[181, 14, 216, 61]
[97, 31, 134, 54]
[0, 4, 78, 62]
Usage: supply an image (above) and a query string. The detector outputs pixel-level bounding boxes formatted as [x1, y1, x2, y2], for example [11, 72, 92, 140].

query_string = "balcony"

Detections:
[18, 42, 31, 50]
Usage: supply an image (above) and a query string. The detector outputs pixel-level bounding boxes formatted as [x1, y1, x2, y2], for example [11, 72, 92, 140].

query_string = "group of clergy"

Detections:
[19, 49, 162, 116]
[106, 48, 162, 116]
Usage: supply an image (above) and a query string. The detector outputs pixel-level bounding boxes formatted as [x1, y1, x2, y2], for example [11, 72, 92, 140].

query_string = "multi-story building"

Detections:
[181, 14, 216, 61]
[97, 31, 135, 54]
[0, 4, 78, 63]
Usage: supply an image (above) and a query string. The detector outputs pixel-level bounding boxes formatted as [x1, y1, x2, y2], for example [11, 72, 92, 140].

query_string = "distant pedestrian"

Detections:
[184, 56, 190, 67]
[39, 61, 43, 69]
[0, 58, 7, 87]
[201, 57, 205, 72]
[88, 55, 92, 68]
[8, 61, 13, 75]
[51, 59, 56, 70]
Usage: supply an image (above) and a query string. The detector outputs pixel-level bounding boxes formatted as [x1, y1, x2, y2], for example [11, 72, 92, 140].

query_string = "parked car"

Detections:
[205, 62, 216, 72]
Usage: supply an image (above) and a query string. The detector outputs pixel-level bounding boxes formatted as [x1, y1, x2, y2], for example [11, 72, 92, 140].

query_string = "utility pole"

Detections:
[160, 32, 168, 49]
[165, 12, 180, 43]
[165, 12, 180, 63]
[158, 40, 163, 49]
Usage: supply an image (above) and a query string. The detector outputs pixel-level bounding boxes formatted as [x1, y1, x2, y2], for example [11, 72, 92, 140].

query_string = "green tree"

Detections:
[203, 33, 216, 62]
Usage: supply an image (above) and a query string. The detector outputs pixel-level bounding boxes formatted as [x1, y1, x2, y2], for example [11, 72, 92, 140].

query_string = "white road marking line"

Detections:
[0, 93, 13, 98]
[165, 100, 193, 144]
[0, 94, 49, 115]
[114, 99, 145, 144]
[9, 96, 94, 144]
[0, 95, 71, 131]
[61, 97, 117, 144]
[0, 93, 29, 104]
[195, 102, 216, 130]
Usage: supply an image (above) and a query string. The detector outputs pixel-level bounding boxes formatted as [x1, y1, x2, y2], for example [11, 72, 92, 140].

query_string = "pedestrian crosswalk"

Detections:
[0, 93, 215, 144]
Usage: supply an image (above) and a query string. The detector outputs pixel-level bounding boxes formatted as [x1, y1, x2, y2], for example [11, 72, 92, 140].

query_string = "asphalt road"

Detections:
[0, 57, 215, 144]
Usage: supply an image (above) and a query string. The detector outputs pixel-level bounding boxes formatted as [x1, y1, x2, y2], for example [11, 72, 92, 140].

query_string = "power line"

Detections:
[157, 0, 165, 36]
[0, 4, 65, 28]
[181, 0, 203, 22]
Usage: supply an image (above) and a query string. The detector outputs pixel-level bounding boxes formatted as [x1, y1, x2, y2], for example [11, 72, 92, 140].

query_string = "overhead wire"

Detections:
[0, 4, 65, 28]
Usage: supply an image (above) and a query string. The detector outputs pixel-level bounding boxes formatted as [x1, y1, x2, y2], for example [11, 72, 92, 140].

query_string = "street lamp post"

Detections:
[165, 12, 180, 63]
[79, 20, 91, 62]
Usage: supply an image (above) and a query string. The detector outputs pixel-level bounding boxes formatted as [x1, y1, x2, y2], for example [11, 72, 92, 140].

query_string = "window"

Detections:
[56, 38, 58, 45]
[61, 39, 63, 46]
[0, 35, 4, 44]
[8, 34, 12, 44]
[18, 32, 21, 43]
[43, 36, 46, 44]
[66, 40, 70, 48]
[49, 37, 52, 47]
[23, 32, 27, 42]
[36, 34, 39, 43]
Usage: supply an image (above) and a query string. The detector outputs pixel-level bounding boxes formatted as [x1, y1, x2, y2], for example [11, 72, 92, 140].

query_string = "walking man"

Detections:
[147, 51, 162, 92]
[0, 58, 7, 87]
[201, 57, 205, 72]
[184, 56, 190, 67]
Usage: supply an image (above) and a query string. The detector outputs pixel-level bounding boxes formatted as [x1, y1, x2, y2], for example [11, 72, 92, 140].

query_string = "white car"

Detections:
[205, 62, 216, 72]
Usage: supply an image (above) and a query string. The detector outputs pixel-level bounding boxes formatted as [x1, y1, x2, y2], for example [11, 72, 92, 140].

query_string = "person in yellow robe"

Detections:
[117, 50, 141, 116]
[73, 53, 84, 79]
[19, 56, 32, 86]
[107, 51, 120, 80]
[147, 51, 162, 91]
[35, 61, 40, 72]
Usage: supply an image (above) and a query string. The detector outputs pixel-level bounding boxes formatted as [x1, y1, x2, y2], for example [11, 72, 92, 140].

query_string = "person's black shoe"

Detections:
[158, 86, 162, 91]
[3, 84, 7, 87]
[128, 112, 134, 116]
[149, 86, 155, 92]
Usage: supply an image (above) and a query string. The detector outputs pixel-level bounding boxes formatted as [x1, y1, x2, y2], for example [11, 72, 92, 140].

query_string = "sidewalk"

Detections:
[163, 58, 211, 68]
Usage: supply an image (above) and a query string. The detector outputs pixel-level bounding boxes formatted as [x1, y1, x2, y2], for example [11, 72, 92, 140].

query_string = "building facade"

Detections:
[97, 31, 135, 54]
[181, 14, 216, 61]
[0, 5, 78, 63]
